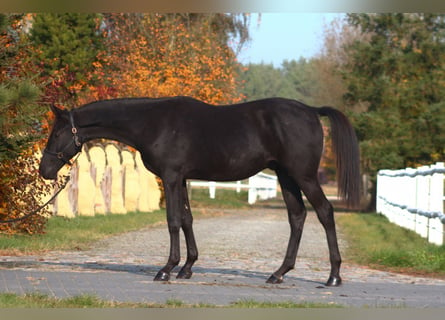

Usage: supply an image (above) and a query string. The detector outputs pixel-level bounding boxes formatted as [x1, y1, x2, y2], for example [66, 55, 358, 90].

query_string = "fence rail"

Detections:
[189, 172, 278, 204]
[376, 162, 445, 245]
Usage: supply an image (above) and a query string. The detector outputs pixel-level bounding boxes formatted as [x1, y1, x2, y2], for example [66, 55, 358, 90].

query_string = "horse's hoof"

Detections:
[326, 276, 342, 286]
[176, 269, 193, 279]
[154, 271, 170, 282]
[266, 274, 283, 284]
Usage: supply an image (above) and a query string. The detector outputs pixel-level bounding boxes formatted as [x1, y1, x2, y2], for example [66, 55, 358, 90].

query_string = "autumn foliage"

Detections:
[1, 13, 247, 233]
[77, 14, 244, 106]
[0, 151, 53, 234]
[0, 14, 51, 234]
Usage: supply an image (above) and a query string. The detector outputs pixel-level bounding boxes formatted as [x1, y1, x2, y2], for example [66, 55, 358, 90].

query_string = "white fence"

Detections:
[189, 172, 278, 204]
[376, 162, 445, 245]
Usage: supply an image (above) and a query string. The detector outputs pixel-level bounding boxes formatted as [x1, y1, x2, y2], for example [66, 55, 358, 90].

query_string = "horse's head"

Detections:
[39, 105, 82, 180]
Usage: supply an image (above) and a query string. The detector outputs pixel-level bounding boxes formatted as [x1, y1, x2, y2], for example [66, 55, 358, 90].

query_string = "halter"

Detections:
[43, 111, 83, 165]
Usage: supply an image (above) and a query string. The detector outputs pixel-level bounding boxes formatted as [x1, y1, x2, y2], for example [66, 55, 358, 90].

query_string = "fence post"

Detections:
[405, 168, 417, 232]
[393, 171, 403, 227]
[209, 181, 216, 199]
[376, 171, 384, 214]
[415, 166, 429, 239]
[248, 175, 258, 204]
[428, 162, 444, 245]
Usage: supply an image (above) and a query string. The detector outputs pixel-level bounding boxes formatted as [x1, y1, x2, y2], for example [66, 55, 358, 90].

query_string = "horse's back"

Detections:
[152, 97, 324, 180]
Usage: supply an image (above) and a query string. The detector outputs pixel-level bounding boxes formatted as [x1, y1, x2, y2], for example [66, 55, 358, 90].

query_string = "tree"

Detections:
[239, 58, 319, 103]
[0, 14, 43, 162]
[0, 14, 51, 234]
[239, 63, 293, 100]
[311, 16, 369, 108]
[77, 13, 248, 105]
[344, 13, 445, 171]
[341, 13, 445, 209]
[29, 13, 104, 105]
[281, 58, 319, 105]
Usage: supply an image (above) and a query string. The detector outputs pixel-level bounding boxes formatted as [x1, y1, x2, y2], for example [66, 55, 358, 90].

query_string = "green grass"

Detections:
[0, 188, 251, 255]
[0, 293, 120, 308]
[230, 299, 343, 308]
[336, 213, 445, 277]
[0, 293, 341, 308]
[0, 210, 166, 254]
[0, 293, 201, 308]
[189, 188, 250, 209]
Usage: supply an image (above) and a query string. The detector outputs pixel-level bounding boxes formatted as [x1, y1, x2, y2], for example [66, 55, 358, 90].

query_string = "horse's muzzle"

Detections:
[39, 161, 58, 180]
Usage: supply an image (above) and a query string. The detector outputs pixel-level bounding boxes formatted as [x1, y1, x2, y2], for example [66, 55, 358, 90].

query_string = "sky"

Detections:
[237, 13, 344, 67]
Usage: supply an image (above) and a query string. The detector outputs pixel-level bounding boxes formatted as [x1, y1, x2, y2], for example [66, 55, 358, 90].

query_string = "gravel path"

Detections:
[1, 207, 445, 307]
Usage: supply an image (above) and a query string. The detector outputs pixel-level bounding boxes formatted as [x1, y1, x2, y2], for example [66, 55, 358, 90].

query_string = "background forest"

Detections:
[1, 13, 444, 233]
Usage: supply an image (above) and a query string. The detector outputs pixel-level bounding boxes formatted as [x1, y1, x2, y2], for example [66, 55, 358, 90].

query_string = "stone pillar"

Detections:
[89, 146, 107, 215]
[76, 151, 95, 216]
[135, 152, 161, 212]
[105, 144, 126, 214]
[122, 149, 139, 212]
[55, 164, 76, 218]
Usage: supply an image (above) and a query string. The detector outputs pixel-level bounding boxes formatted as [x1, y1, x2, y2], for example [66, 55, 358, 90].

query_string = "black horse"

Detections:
[39, 96, 360, 286]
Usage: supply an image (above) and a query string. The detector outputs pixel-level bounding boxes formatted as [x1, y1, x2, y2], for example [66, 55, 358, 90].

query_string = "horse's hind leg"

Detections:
[154, 176, 184, 281]
[267, 169, 307, 284]
[298, 178, 342, 286]
[177, 181, 198, 279]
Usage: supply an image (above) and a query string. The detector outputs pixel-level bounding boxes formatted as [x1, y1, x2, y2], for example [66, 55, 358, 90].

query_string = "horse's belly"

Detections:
[186, 153, 269, 181]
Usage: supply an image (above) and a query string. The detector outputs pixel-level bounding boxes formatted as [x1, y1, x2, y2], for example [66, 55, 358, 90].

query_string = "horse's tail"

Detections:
[317, 106, 361, 208]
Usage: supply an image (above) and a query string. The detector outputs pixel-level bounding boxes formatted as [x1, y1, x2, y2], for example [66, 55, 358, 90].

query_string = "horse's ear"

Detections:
[50, 104, 67, 118]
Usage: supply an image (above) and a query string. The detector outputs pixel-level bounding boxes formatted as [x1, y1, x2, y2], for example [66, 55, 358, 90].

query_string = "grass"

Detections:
[0, 187, 250, 255]
[0, 293, 122, 308]
[0, 293, 341, 308]
[189, 188, 250, 209]
[0, 293, 223, 308]
[230, 299, 343, 308]
[0, 187, 251, 255]
[336, 212, 445, 277]
[0, 210, 166, 254]
[0, 293, 194, 308]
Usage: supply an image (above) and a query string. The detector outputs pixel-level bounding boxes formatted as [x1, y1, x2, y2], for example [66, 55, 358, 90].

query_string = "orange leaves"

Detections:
[78, 14, 243, 106]
[0, 155, 51, 235]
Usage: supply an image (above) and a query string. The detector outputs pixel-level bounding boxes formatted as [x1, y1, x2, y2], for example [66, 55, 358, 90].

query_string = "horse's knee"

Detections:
[168, 225, 181, 234]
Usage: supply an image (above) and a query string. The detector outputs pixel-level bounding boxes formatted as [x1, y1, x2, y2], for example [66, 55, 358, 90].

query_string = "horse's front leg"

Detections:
[177, 181, 198, 279]
[154, 178, 183, 281]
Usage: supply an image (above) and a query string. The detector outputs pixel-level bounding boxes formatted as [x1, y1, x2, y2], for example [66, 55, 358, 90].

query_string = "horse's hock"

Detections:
[39, 143, 161, 217]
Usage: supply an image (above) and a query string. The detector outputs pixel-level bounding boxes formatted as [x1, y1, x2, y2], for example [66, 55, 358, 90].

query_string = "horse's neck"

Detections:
[76, 104, 141, 148]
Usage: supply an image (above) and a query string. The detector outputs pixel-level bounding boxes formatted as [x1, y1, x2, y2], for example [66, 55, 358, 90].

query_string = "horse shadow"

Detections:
[0, 259, 325, 286]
